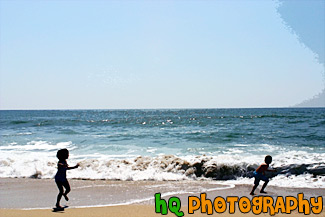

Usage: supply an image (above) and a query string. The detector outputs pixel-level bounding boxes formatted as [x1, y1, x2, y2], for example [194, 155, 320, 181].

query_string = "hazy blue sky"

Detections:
[0, 0, 324, 109]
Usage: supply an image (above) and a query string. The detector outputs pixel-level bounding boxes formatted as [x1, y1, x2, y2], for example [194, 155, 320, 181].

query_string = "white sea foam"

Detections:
[0, 144, 324, 188]
[0, 141, 74, 151]
[225, 174, 325, 189]
[17, 132, 33, 135]
[234, 144, 249, 147]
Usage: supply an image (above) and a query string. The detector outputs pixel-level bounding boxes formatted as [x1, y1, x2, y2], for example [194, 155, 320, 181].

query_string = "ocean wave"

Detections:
[0, 153, 324, 188]
[9, 120, 30, 124]
[0, 141, 74, 151]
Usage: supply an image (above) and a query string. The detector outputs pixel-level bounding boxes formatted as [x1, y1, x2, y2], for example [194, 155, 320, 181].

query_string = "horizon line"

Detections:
[1, 106, 324, 111]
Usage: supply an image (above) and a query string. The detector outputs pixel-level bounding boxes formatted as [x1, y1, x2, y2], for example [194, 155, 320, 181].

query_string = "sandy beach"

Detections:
[2, 205, 324, 217]
[0, 178, 324, 217]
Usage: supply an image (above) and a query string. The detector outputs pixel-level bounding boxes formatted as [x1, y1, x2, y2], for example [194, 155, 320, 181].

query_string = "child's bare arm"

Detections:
[67, 163, 79, 170]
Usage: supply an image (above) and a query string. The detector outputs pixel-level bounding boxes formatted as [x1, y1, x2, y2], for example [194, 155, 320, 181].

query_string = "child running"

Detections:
[250, 155, 276, 195]
[55, 148, 79, 208]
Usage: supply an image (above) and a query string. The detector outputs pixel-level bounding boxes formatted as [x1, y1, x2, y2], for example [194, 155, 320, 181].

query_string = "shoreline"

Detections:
[1, 177, 324, 207]
[1, 178, 324, 216]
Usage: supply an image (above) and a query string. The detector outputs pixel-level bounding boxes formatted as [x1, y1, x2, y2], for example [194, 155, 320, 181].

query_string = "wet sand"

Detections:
[0, 178, 324, 216]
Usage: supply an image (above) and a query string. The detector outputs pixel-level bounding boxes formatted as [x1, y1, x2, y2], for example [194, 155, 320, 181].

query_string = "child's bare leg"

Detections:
[260, 181, 269, 193]
[56, 182, 64, 208]
[250, 184, 258, 195]
[62, 181, 71, 201]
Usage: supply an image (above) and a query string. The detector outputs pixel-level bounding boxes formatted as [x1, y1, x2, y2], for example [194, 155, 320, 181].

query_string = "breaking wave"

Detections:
[0, 152, 324, 188]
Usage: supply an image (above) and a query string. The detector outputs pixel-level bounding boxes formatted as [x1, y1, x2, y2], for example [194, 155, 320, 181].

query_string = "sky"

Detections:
[0, 0, 324, 109]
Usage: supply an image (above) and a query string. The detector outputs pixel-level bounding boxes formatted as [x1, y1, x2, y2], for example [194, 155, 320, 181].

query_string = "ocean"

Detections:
[0, 108, 324, 188]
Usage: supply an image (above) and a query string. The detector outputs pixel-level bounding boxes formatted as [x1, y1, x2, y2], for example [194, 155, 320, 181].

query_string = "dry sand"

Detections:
[1, 205, 324, 217]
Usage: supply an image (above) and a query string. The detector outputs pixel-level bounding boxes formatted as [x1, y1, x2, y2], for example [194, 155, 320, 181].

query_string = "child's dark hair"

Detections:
[265, 155, 272, 164]
[57, 149, 69, 161]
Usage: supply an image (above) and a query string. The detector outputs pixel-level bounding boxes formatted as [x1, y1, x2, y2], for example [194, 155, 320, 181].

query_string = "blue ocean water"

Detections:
[0, 108, 324, 187]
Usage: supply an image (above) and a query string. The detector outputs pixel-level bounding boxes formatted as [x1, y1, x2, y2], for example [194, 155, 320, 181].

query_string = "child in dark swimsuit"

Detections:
[250, 155, 276, 195]
[55, 149, 79, 208]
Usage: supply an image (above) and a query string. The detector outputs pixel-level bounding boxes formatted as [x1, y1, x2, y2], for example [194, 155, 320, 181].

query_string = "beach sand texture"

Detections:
[1, 205, 324, 217]
[1, 178, 324, 217]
